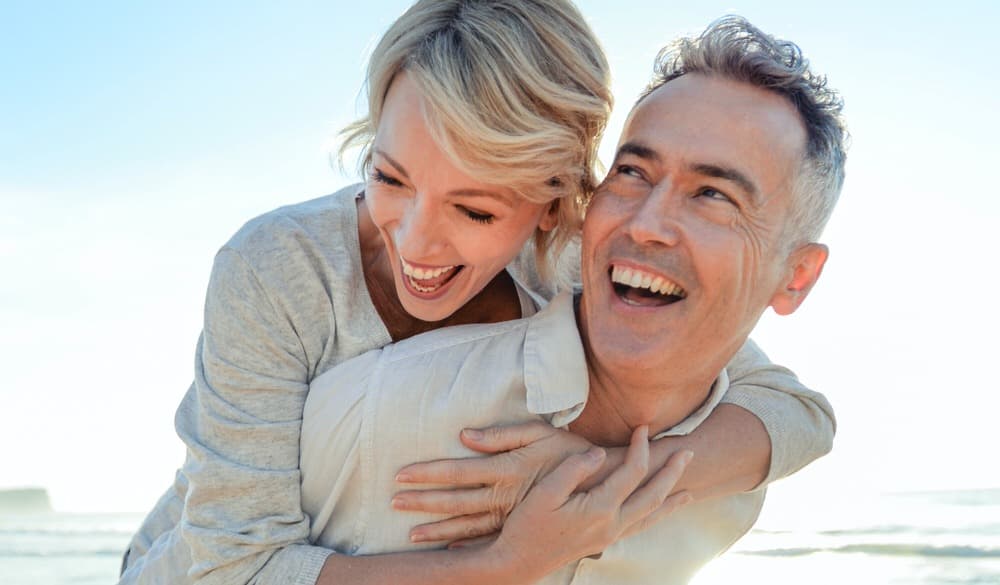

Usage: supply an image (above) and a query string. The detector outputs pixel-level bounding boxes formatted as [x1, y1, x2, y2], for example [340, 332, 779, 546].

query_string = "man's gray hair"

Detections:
[641, 15, 847, 245]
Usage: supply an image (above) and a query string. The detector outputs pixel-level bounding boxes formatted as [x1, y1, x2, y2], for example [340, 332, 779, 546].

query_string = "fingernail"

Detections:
[463, 428, 484, 441]
[395, 472, 412, 482]
[681, 493, 695, 506]
[391, 496, 409, 510]
[682, 450, 694, 465]
[587, 447, 605, 462]
[410, 532, 427, 543]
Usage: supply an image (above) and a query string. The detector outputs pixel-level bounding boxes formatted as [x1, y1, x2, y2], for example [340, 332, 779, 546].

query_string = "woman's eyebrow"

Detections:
[374, 148, 514, 206]
[373, 149, 409, 179]
[448, 189, 515, 206]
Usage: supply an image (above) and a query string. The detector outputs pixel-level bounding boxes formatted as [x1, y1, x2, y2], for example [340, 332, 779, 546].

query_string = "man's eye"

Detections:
[616, 164, 643, 178]
[697, 187, 735, 204]
[459, 206, 495, 225]
[370, 168, 403, 187]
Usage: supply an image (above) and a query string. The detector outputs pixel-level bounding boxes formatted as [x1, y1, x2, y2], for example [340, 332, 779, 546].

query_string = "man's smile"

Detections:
[609, 264, 687, 308]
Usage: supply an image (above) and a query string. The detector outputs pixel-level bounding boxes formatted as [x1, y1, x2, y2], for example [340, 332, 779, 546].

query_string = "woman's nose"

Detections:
[395, 194, 447, 259]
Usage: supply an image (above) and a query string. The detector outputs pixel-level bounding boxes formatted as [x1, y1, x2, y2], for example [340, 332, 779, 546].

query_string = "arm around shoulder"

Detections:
[720, 338, 836, 486]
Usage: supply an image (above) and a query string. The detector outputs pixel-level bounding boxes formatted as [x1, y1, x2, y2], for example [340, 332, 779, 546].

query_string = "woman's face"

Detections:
[365, 73, 556, 322]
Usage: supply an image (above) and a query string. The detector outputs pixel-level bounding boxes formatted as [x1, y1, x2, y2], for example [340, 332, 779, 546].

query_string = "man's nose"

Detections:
[396, 194, 446, 258]
[624, 184, 683, 247]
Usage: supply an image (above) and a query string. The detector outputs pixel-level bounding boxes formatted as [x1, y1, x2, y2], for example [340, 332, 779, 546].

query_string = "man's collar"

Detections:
[651, 368, 730, 438]
[522, 292, 589, 425]
[522, 291, 731, 437]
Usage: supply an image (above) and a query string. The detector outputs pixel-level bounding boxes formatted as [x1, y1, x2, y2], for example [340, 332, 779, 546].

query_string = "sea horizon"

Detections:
[3, 487, 998, 585]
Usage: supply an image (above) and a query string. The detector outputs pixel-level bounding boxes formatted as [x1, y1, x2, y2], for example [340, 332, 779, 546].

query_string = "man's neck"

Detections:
[570, 293, 726, 446]
[569, 360, 717, 446]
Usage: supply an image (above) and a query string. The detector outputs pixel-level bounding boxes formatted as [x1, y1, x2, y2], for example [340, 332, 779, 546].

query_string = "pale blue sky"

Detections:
[2, 1, 998, 513]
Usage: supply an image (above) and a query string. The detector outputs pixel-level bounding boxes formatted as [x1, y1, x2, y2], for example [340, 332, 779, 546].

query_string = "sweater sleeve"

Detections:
[721, 338, 836, 487]
[136, 246, 333, 585]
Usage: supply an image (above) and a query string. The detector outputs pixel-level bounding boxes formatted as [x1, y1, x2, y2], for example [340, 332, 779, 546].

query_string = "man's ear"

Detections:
[770, 243, 828, 316]
[538, 200, 559, 232]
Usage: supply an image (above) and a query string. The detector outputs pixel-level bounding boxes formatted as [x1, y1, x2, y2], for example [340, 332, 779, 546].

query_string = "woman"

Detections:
[120, 1, 834, 584]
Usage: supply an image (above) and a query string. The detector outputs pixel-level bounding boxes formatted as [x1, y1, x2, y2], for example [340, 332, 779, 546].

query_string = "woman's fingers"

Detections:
[409, 512, 499, 543]
[392, 486, 493, 515]
[529, 447, 607, 508]
[459, 421, 557, 453]
[396, 456, 496, 486]
[589, 426, 650, 506]
[620, 450, 693, 529]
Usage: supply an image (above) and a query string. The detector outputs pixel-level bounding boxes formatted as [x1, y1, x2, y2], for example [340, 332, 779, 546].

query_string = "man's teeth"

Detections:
[401, 259, 456, 280]
[611, 265, 686, 298]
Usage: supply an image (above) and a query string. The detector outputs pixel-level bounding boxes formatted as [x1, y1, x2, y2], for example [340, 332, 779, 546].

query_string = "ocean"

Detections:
[693, 488, 1000, 585]
[2, 489, 998, 584]
[0, 511, 137, 585]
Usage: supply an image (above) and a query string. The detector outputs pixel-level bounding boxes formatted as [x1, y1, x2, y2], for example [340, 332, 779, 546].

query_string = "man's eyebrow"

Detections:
[615, 141, 661, 163]
[690, 163, 760, 203]
[373, 149, 410, 179]
[617, 142, 761, 203]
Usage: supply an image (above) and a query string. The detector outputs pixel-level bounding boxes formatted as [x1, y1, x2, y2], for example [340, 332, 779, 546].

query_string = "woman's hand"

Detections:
[483, 426, 692, 580]
[393, 421, 596, 543]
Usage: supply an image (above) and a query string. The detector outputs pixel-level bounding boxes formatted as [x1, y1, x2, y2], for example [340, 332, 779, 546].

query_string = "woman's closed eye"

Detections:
[458, 206, 495, 225]
[370, 167, 404, 187]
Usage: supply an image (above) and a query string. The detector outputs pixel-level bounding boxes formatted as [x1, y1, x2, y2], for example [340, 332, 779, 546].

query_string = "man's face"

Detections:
[579, 73, 815, 381]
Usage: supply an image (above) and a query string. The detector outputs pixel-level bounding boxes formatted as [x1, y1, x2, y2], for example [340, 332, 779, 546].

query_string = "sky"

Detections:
[1, 0, 998, 515]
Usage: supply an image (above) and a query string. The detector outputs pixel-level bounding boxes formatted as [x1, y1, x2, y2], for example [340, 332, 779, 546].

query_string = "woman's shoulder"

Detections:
[207, 183, 370, 320]
[204, 183, 382, 369]
[224, 184, 364, 258]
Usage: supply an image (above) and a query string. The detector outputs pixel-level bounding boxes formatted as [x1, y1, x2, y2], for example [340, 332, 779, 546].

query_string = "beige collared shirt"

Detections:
[300, 293, 763, 584]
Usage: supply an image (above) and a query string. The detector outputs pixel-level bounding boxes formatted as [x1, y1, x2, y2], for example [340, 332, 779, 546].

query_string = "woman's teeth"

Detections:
[400, 257, 459, 293]
[610, 265, 687, 298]
[402, 260, 456, 280]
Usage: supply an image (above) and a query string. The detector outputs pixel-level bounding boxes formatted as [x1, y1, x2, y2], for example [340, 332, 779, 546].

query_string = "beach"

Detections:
[3, 488, 998, 584]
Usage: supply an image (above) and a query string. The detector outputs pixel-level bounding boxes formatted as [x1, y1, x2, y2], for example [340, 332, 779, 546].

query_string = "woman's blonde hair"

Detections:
[339, 0, 612, 273]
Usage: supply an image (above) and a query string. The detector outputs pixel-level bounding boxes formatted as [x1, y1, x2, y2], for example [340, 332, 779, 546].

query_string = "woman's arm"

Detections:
[122, 242, 337, 585]
[716, 338, 836, 485]
[392, 337, 834, 543]
[601, 338, 835, 500]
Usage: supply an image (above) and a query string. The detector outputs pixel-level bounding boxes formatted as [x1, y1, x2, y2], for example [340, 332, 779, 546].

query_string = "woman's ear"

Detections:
[769, 243, 828, 316]
[538, 200, 559, 232]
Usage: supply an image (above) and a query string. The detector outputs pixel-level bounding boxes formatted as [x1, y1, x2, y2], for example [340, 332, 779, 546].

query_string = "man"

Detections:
[300, 15, 846, 584]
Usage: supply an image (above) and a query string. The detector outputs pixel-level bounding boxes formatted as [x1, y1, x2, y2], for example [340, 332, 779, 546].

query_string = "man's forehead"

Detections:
[620, 74, 807, 197]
